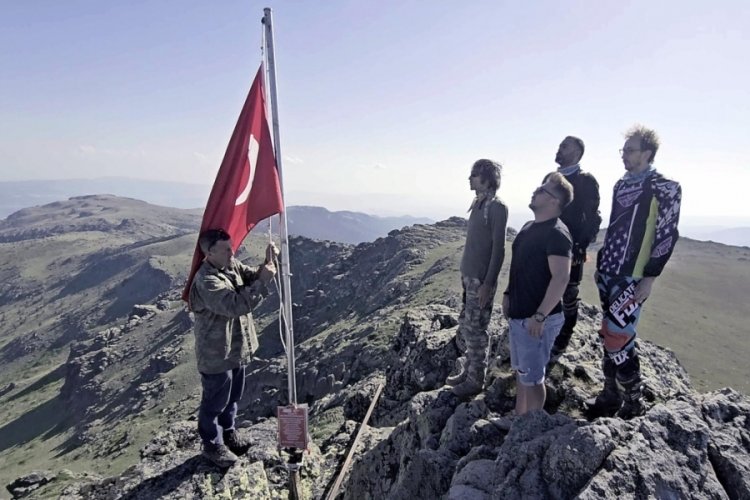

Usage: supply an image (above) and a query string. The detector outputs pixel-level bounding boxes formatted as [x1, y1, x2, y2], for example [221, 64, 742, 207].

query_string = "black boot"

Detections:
[616, 375, 645, 419]
[550, 327, 573, 360]
[552, 277, 581, 360]
[584, 355, 622, 418]
[615, 349, 645, 419]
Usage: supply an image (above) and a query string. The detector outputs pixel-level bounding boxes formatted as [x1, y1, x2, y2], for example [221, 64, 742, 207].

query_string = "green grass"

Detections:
[579, 238, 750, 393]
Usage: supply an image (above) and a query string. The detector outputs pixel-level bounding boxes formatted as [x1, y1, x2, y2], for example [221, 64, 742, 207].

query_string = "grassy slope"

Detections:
[579, 237, 750, 393]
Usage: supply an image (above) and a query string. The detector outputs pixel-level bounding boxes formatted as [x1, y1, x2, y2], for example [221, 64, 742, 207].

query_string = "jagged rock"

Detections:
[0, 382, 16, 397]
[146, 345, 184, 377]
[6, 470, 55, 498]
[130, 304, 159, 318]
[337, 305, 750, 500]
[62, 419, 326, 500]
[384, 306, 460, 403]
[702, 388, 750, 498]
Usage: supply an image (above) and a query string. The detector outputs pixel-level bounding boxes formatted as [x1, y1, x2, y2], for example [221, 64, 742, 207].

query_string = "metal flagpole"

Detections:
[262, 9, 305, 499]
[262, 7, 297, 406]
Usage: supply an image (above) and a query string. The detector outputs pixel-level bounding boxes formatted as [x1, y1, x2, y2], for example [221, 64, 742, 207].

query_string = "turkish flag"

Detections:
[182, 65, 283, 301]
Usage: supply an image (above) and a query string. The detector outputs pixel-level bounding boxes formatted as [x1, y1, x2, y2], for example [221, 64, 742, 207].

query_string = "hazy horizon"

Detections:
[1, 176, 748, 247]
[1, 1, 748, 230]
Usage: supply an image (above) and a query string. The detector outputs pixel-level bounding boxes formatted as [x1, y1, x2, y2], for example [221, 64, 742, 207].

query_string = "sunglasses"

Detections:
[536, 186, 559, 200]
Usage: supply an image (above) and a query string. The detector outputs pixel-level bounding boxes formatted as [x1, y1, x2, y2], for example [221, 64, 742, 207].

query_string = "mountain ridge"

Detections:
[0, 195, 748, 498]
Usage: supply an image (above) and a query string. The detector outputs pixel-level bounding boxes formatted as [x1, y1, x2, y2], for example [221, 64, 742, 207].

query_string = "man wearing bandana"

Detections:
[586, 125, 682, 419]
[548, 136, 602, 360]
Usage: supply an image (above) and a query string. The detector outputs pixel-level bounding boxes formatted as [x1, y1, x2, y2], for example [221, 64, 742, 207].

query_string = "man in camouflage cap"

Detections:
[190, 229, 278, 467]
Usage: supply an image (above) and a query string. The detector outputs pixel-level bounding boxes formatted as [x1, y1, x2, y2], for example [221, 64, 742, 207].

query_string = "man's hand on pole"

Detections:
[259, 260, 277, 284]
[266, 242, 280, 264]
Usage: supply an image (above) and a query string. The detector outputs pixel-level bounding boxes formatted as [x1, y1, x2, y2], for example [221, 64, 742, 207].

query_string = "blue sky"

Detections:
[0, 0, 747, 223]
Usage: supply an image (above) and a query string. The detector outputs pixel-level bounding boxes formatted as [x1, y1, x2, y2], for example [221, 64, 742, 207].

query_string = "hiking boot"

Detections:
[202, 442, 238, 468]
[451, 377, 482, 399]
[446, 357, 468, 387]
[550, 330, 572, 359]
[616, 375, 645, 420]
[584, 377, 622, 419]
[223, 429, 252, 456]
[548, 345, 564, 364]
[489, 414, 515, 432]
[617, 399, 645, 419]
[584, 388, 622, 419]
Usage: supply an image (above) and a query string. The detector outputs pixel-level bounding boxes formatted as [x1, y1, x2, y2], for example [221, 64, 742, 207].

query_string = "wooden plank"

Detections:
[325, 382, 385, 500]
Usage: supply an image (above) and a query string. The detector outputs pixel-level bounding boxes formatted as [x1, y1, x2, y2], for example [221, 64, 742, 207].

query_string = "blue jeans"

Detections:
[509, 313, 564, 385]
[198, 366, 246, 445]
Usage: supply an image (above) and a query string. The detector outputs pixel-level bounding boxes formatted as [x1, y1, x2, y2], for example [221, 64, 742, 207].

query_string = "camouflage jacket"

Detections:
[189, 259, 269, 374]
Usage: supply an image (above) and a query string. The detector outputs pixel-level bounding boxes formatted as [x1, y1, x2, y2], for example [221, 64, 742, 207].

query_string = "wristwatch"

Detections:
[532, 311, 547, 323]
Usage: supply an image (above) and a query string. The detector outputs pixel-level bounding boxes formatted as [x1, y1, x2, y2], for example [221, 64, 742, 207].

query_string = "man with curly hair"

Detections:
[586, 125, 682, 419]
[449, 159, 508, 398]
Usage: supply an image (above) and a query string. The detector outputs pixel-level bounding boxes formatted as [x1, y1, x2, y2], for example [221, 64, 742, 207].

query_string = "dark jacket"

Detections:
[558, 169, 602, 260]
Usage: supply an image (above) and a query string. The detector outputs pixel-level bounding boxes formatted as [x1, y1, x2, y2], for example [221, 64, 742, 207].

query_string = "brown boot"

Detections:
[451, 376, 482, 399]
[223, 429, 252, 456]
[202, 442, 238, 468]
[446, 357, 468, 386]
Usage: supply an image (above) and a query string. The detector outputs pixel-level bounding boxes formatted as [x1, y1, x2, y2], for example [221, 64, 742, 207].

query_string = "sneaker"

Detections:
[202, 442, 238, 468]
[451, 377, 482, 399]
[223, 429, 252, 456]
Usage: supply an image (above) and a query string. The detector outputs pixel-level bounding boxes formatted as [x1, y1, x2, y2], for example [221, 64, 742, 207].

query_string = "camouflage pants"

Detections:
[456, 276, 496, 382]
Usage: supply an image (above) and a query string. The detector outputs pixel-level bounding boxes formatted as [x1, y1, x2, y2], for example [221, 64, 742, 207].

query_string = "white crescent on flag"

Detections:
[235, 134, 260, 206]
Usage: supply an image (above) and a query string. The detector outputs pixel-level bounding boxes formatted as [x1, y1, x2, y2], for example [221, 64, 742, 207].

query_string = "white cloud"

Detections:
[283, 155, 304, 164]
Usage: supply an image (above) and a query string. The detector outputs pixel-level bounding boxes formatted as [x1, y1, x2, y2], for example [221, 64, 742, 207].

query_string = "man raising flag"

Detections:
[184, 66, 284, 467]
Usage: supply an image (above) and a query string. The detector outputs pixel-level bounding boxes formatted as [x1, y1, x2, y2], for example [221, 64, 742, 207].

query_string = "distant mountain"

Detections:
[680, 226, 750, 247]
[0, 178, 210, 217]
[0, 189, 433, 244]
[262, 206, 433, 244]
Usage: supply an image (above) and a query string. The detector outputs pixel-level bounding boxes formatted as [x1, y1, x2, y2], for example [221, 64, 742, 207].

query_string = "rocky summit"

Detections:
[0, 197, 749, 499]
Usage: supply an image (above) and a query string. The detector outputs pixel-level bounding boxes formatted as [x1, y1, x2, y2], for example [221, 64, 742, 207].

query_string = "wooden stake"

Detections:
[325, 382, 384, 500]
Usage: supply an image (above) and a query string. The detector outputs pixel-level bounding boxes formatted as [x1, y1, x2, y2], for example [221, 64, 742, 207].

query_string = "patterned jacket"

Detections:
[597, 169, 681, 278]
[189, 259, 269, 374]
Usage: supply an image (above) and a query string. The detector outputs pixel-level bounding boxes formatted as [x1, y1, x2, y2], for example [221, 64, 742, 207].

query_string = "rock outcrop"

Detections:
[35, 305, 749, 500]
[2, 206, 749, 499]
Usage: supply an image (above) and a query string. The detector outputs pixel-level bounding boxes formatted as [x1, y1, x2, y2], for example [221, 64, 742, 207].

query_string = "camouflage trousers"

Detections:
[456, 276, 496, 382]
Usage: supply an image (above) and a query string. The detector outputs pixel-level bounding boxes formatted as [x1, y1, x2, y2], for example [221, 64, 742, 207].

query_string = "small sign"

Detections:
[277, 404, 309, 449]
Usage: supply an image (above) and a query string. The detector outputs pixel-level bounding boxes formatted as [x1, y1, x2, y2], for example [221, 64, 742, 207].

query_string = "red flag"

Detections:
[182, 65, 283, 301]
